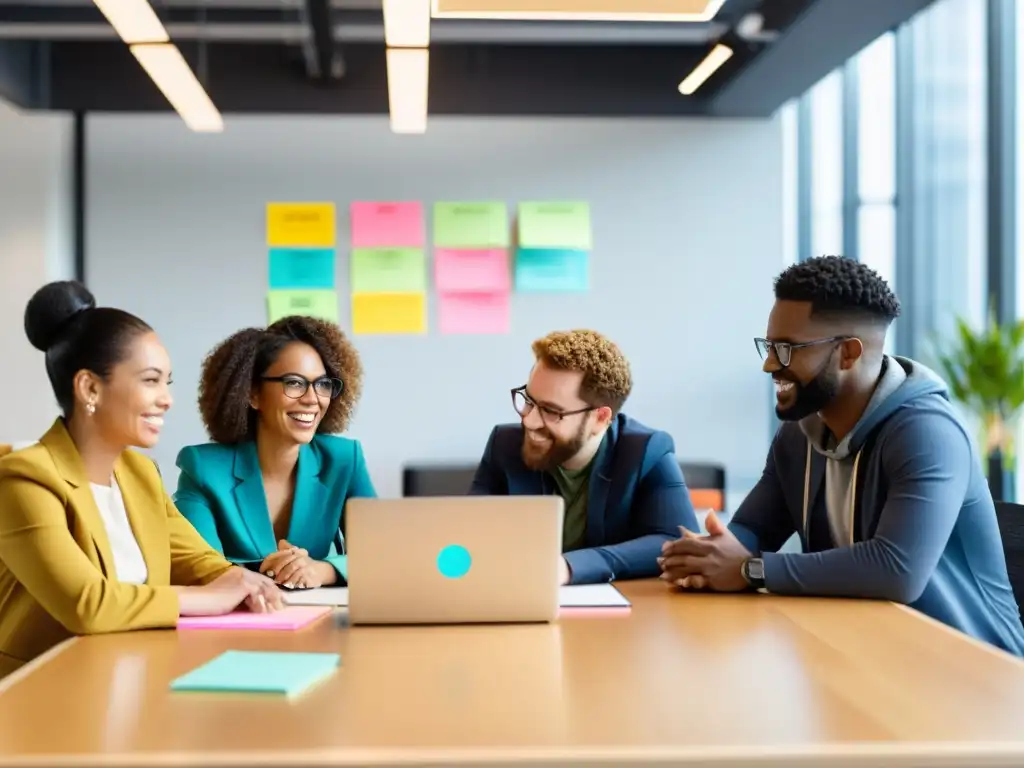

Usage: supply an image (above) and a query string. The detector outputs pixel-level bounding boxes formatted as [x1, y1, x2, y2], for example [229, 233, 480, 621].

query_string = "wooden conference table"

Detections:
[1, 581, 1024, 767]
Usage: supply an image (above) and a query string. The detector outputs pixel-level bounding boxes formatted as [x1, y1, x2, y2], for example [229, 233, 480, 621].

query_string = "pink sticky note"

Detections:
[434, 248, 510, 293]
[350, 201, 424, 248]
[177, 605, 332, 631]
[438, 292, 510, 335]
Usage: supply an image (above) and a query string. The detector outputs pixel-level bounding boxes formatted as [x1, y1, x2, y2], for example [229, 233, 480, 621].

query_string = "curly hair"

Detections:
[197, 315, 363, 444]
[531, 329, 632, 414]
[774, 255, 901, 325]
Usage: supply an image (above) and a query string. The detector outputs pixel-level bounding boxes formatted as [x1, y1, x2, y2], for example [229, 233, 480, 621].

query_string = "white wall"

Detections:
[0, 99, 74, 442]
[86, 114, 784, 500]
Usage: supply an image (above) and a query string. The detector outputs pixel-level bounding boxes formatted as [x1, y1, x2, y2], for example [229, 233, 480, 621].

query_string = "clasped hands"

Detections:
[259, 539, 335, 589]
[658, 511, 753, 592]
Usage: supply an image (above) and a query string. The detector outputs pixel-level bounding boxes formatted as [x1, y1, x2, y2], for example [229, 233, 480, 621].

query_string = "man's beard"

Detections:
[521, 421, 588, 471]
[775, 353, 841, 422]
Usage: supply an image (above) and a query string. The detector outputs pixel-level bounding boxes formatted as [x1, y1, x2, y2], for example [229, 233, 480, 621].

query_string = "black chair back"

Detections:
[995, 501, 1024, 611]
[402, 465, 478, 497]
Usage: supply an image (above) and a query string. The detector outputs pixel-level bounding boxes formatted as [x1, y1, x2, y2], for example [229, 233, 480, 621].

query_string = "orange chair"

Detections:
[679, 462, 726, 512]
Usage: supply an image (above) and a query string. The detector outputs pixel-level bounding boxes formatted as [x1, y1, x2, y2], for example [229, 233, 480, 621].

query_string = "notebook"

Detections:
[170, 651, 340, 697]
[177, 605, 332, 630]
[559, 584, 631, 609]
[282, 587, 349, 607]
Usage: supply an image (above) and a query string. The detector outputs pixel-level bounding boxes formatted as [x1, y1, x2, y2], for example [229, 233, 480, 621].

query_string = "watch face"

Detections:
[748, 559, 765, 580]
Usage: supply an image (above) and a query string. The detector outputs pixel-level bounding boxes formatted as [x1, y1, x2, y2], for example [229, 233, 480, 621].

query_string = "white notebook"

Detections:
[558, 584, 631, 608]
[281, 583, 630, 609]
[282, 587, 349, 607]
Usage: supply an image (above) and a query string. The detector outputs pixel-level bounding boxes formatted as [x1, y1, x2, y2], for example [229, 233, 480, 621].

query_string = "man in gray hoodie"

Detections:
[660, 256, 1024, 656]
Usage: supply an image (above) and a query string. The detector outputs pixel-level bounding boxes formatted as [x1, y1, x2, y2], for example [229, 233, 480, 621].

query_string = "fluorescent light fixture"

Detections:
[130, 44, 224, 132]
[678, 43, 733, 95]
[92, 0, 168, 43]
[383, 0, 431, 47]
[430, 0, 726, 22]
[386, 48, 429, 134]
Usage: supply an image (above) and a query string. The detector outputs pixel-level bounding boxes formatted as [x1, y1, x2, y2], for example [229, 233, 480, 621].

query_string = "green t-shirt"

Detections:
[551, 461, 593, 552]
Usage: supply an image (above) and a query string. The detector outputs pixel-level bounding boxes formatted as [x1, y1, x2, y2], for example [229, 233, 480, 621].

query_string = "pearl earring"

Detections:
[86, 402, 96, 415]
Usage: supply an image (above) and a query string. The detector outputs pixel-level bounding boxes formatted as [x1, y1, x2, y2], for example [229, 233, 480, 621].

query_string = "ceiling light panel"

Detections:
[383, 0, 431, 46]
[387, 48, 429, 133]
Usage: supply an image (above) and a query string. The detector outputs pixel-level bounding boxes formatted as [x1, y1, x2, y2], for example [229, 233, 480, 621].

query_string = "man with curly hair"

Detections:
[470, 329, 698, 586]
[173, 315, 375, 589]
[661, 256, 1024, 655]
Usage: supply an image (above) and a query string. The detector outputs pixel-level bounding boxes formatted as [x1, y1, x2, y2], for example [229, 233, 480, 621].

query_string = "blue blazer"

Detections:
[173, 435, 376, 582]
[469, 413, 697, 584]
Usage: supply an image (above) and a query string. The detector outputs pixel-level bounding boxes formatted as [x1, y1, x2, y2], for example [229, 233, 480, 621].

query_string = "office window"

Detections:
[855, 32, 897, 295]
[901, 0, 987, 353]
[809, 70, 844, 257]
[780, 100, 799, 267]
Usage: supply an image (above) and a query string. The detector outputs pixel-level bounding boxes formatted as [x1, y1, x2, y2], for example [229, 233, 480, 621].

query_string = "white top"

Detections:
[89, 479, 149, 584]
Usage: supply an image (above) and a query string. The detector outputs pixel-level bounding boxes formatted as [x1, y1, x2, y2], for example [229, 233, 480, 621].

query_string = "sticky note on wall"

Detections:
[268, 248, 335, 289]
[351, 202, 424, 248]
[351, 248, 426, 293]
[434, 248, 510, 293]
[352, 292, 426, 335]
[438, 292, 510, 335]
[267, 290, 340, 324]
[515, 248, 589, 293]
[434, 202, 509, 248]
[518, 201, 592, 250]
[267, 203, 336, 247]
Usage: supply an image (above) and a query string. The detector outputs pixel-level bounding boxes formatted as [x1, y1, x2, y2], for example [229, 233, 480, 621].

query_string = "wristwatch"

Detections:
[741, 557, 765, 590]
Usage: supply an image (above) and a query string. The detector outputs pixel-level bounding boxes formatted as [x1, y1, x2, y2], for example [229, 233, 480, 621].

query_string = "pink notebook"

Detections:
[177, 605, 333, 631]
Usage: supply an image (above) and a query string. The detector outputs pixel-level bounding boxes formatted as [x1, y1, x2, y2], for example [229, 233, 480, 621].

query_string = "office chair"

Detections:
[679, 462, 727, 512]
[995, 501, 1024, 611]
[402, 464, 478, 497]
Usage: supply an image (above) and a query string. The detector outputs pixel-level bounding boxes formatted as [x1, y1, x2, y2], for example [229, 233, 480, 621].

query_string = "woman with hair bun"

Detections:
[0, 281, 282, 678]
[174, 315, 375, 589]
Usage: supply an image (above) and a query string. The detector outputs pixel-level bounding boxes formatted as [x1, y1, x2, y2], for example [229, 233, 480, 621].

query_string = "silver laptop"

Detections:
[345, 495, 564, 625]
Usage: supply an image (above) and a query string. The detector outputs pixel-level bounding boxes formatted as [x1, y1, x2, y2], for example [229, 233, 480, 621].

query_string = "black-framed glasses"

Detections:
[511, 385, 595, 424]
[754, 336, 851, 368]
[263, 375, 343, 400]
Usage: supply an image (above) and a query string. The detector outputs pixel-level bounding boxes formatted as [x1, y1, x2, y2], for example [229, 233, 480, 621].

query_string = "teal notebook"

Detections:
[170, 651, 340, 697]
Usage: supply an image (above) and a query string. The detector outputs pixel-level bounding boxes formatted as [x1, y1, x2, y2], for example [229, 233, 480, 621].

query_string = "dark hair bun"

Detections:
[24, 280, 96, 352]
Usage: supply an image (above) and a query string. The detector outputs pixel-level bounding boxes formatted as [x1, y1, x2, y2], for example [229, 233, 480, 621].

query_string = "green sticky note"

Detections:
[434, 202, 509, 248]
[518, 201, 592, 250]
[267, 290, 339, 324]
[351, 248, 426, 293]
[170, 651, 340, 697]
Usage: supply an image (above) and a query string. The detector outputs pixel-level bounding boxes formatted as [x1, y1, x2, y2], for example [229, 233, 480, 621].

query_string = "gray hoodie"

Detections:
[800, 356, 908, 547]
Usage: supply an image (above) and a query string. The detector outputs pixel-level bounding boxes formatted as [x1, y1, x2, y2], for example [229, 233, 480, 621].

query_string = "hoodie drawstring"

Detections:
[802, 441, 863, 547]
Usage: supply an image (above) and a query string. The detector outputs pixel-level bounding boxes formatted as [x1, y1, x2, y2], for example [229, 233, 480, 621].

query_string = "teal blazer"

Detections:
[173, 435, 376, 582]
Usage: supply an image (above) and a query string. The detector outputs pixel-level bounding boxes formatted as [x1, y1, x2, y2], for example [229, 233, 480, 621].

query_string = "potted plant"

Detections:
[935, 315, 1024, 502]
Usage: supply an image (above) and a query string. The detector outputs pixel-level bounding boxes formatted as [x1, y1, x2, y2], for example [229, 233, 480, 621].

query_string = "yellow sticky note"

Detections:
[267, 203, 336, 247]
[352, 293, 426, 335]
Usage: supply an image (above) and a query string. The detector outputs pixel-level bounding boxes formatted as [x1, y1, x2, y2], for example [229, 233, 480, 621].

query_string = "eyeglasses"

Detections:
[511, 386, 595, 425]
[754, 336, 850, 368]
[262, 375, 343, 400]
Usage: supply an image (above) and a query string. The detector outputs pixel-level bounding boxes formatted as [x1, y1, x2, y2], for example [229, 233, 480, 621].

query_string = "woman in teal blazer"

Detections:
[174, 316, 376, 587]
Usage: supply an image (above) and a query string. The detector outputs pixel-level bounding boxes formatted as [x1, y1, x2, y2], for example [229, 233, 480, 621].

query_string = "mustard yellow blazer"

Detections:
[0, 419, 232, 678]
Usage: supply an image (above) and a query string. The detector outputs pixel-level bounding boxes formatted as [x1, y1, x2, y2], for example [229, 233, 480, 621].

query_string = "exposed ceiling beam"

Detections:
[710, 0, 936, 115]
[0, 14, 723, 44]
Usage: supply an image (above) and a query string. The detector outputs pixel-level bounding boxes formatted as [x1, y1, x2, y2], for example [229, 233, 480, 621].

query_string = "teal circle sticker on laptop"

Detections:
[437, 544, 472, 578]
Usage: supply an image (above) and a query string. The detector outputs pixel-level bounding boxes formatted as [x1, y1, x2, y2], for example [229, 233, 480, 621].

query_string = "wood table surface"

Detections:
[1, 580, 1023, 767]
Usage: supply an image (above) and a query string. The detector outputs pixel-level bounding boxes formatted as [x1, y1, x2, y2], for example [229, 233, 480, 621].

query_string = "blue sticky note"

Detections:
[170, 651, 340, 697]
[268, 248, 336, 289]
[515, 248, 589, 293]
